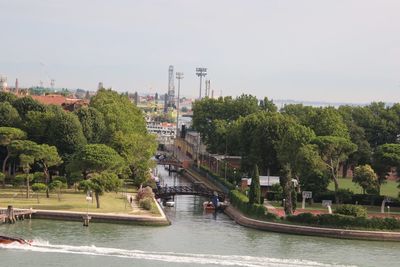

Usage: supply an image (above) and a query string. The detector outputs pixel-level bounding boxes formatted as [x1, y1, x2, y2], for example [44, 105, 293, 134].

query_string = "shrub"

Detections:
[136, 186, 154, 201]
[139, 197, 153, 210]
[335, 204, 367, 217]
[265, 212, 279, 221]
[287, 213, 317, 224]
[336, 189, 354, 204]
[229, 190, 266, 218]
[285, 213, 400, 230]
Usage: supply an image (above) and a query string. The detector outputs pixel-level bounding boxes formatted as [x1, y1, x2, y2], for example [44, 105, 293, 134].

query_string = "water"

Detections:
[1, 166, 399, 267]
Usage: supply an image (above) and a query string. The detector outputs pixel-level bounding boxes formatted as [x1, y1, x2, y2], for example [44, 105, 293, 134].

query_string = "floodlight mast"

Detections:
[196, 67, 207, 99]
[175, 72, 184, 138]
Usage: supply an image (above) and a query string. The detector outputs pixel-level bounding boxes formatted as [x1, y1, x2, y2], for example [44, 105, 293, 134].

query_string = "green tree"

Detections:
[46, 109, 87, 157]
[0, 127, 26, 186]
[372, 144, 400, 192]
[248, 164, 261, 204]
[110, 132, 156, 186]
[90, 88, 147, 142]
[31, 183, 47, 203]
[0, 92, 18, 104]
[353, 164, 378, 194]
[49, 180, 67, 201]
[35, 144, 63, 197]
[312, 136, 357, 203]
[74, 106, 106, 143]
[19, 154, 35, 198]
[67, 144, 125, 179]
[12, 96, 45, 118]
[0, 102, 21, 127]
[259, 97, 277, 112]
[79, 172, 122, 208]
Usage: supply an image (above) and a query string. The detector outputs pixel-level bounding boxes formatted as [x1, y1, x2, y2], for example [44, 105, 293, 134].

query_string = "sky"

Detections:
[1, 0, 400, 103]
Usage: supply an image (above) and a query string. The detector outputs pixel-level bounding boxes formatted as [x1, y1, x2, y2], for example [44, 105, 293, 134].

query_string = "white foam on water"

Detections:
[0, 240, 357, 267]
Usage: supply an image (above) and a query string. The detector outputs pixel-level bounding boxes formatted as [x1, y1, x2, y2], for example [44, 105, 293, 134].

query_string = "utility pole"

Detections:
[175, 72, 184, 138]
[196, 67, 207, 99]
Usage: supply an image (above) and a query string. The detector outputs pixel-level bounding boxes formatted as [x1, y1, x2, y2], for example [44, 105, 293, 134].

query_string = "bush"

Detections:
[136, 186, 154, 201]
[335, 204, 367, 217]
[336, 189, 354, 204]
[285, 213, 400, 230]
[139, 197, 153, 210]
[265, 212, 279, 221]
[229, 190, 266, 218]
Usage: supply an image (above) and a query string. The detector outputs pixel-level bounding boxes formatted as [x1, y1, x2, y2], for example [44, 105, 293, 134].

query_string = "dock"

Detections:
[0, 206, 36, 224]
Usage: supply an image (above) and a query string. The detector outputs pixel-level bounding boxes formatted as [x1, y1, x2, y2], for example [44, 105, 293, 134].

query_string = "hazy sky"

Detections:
[1, 0, 400, 103]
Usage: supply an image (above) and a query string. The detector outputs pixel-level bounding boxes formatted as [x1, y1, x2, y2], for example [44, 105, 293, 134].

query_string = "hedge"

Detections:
[334, 204, 367, 217]
[199, 165, 235, 191]
[286, 213, 400, 230]
[229, 190, 266, 218]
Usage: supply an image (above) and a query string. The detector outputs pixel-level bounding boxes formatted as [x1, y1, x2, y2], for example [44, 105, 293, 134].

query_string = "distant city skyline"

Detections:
[1, 0, 400, 103]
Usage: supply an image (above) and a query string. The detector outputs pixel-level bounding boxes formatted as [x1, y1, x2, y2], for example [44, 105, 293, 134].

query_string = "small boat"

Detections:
[203, 201, 215, 211]
[0, 235, 31, 245]
[165, 201, 175, 207]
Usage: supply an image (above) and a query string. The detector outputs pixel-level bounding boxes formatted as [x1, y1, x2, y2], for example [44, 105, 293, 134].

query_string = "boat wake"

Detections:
[0, 240, 356, 267]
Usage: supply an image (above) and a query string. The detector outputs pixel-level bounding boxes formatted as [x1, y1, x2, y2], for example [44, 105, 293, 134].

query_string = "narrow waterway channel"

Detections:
[0, 166, 399, 267]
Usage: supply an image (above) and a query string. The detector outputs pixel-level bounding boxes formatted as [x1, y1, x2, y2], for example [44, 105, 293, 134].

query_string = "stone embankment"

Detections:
[224, 205, 400, 241]
[32, 198, 170, 226]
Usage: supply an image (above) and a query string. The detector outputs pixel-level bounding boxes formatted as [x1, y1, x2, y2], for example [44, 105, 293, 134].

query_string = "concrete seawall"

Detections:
[32, 198, 170, 226]
[224, 206, 400, 241]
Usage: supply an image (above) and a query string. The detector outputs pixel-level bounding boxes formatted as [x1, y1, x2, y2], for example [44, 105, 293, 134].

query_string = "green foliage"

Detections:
[0, 173, 4, 182]
[74, 106, 106, 143]
[353, 164, 378, 194]
[31, 183, 48, 192]
[0, 92, 17, 104]
[67, 144, 126, 178]
[287, 213, 400, 230]
[334, 204, 367, 217]
[49, 180, 67, 191]
[136, 186, 154, 201]
[372, 144, 400, 186]
[0, 102, 21, 127]
[45, 109, 87, 156]
[0, 127, 26, 146]
[139, 197, 153, 210]
[248, 164, 261, 204]
[12, 96, 45, 118]
[270, 183, 283, 201]
[90, 88, 146, 141]
[336, 188, 354, 204]
[229, 190, 266, 218]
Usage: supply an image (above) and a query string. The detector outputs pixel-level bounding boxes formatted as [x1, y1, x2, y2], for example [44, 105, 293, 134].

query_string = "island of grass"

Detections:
[0, 187, 169, 226]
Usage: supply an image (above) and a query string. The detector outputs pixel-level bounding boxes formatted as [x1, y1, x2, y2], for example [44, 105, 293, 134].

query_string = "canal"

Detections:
[0, 166, 399, 267]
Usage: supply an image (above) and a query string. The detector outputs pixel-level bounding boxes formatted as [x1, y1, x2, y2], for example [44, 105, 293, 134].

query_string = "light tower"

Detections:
[205, 80, 210, 97]
[196, 67, 207, 99]
[168, 65, 175, 107]
[175, 72, 184, 138]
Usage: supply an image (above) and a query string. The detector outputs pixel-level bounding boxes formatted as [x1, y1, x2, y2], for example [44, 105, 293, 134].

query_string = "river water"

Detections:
[1, 166, 399, 267]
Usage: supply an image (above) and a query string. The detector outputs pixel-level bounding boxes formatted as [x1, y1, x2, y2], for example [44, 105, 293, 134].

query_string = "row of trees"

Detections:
[193, 95, 400, 214]
[0, 89, 157, 208]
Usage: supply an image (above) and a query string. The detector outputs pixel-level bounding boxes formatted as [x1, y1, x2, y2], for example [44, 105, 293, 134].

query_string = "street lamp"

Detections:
[196, 67, 207, 99]
[175, 72, 184, 139]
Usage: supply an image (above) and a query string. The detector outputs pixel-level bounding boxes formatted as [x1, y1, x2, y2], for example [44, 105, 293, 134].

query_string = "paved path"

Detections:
[264, 200, 277, 213]
[126, 193, 138, 210]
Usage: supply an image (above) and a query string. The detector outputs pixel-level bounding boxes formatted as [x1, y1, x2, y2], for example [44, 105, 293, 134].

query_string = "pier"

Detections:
[0, 206, 35, 224]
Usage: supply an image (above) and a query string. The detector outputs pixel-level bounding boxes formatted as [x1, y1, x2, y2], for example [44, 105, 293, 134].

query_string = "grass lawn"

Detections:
[328, 178, 399, 198]
[0, 188, 157, 215]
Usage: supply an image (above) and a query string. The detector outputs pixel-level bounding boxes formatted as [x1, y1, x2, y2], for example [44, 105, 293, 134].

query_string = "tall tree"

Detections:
[0, 127, 26, 186]
[79, 172, 122, 208]
[312, 136, 357, 203]
[248, 164, 261, 204]
[35, 144, 63, 197]
[372, 144, 400, 192]
[67, 144, 125, 179]
[353, 164, 378, 194]
[12, 96, 45, 118]
[0, 102, 21, 127]
[74, 106, 106, 143]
